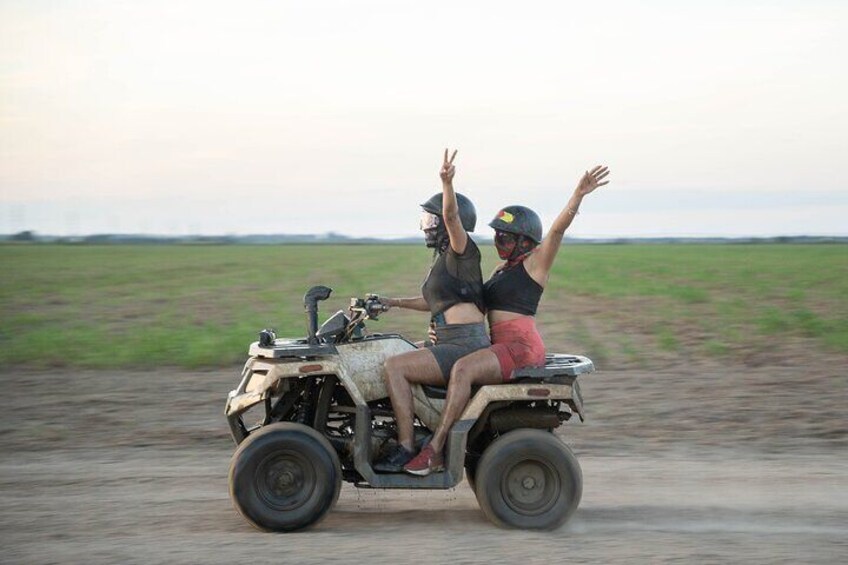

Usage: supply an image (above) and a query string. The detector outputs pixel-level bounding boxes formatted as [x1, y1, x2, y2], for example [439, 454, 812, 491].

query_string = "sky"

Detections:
[1, 0, 846, 238]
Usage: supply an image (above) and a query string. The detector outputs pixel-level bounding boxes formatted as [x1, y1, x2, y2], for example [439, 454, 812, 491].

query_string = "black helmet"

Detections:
[420, 192, 477, 232]
[488, 205, 543, 244]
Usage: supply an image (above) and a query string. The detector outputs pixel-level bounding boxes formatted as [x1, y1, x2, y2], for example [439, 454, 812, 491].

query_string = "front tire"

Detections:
[228, 422, 342, 532]
[475, 429, 582, 530]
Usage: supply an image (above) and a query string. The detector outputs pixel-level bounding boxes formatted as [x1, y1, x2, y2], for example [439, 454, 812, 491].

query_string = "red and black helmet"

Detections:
[488, 205, 542, 244]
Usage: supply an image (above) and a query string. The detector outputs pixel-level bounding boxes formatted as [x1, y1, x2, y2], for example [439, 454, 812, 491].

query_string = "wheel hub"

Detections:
[256, 451, 316, 510]
[267, 460, 304, 497]
[502, 459, 559, 515]
[276, 471, 295, 489]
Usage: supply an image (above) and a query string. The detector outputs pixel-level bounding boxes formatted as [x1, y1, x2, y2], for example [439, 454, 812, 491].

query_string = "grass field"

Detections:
[1, 243, 846, 369]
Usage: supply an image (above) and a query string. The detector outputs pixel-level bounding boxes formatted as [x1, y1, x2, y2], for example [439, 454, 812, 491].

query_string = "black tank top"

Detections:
[421, 237, 485, 316]
[483, 260, 543, 316]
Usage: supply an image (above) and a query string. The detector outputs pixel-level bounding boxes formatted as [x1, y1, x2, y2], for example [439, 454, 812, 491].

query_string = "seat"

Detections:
[421, 384, 448, 399]
[421, 353, 593, 398]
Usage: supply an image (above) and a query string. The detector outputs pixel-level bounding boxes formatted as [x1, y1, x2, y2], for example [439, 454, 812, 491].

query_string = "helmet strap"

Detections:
[437, 233, 450, 256]
[424, 223, 449, 253]
[506, 236, 536, 266]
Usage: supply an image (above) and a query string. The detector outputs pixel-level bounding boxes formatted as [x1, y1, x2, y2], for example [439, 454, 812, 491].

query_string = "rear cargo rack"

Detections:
[511, 354, 595, 381]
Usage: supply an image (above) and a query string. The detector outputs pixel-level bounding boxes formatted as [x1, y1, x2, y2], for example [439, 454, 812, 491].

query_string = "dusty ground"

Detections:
[1, 359, 846, 564]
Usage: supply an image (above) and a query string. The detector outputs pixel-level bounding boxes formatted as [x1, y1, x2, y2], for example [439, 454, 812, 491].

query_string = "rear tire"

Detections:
[475, 429, 582, 530]
[465, 467, 477, 491]
[228, 422, 342, 532]
[465, 461, 478, 492]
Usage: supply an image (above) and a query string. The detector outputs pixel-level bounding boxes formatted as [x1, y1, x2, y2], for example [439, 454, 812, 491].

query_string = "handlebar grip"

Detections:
[362, 298, 390, 317]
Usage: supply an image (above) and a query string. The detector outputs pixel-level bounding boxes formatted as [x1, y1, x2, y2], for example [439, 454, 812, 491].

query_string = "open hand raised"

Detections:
[575, 165, 610, 197]
[440, 148, 458, 183]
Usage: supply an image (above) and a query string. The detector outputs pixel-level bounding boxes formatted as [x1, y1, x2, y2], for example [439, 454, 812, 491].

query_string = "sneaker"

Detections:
[372, 444, 415, 473]
[403, 444, 444, 476]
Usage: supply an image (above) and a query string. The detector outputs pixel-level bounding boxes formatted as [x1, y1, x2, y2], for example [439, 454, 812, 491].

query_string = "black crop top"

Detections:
[421, 237, 486, 316]
[483, 260, 544, 316]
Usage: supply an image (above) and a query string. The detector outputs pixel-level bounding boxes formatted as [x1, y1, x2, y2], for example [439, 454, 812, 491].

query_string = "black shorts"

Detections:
[426, 322, 490, 380]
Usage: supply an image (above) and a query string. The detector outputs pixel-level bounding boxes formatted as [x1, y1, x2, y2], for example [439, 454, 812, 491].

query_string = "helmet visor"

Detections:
[419, 211, 441, 231]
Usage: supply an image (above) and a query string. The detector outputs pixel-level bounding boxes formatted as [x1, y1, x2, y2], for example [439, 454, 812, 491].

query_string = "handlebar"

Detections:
[350, 295, 390, 319]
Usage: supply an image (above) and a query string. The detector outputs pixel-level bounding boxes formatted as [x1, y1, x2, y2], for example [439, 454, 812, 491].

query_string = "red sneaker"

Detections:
[403, 444, 444, 476]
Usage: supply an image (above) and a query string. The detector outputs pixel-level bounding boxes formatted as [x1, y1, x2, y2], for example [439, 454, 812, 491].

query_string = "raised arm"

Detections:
[439, 149, 468, 255]
[526, 165, 610, 286]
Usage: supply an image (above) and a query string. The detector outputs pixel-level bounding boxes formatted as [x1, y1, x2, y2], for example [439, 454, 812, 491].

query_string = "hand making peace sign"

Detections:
[440, 148, 458, 183]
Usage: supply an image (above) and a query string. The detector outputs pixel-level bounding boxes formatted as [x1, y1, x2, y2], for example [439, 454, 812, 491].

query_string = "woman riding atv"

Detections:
[402, 165, 611, 475]
[373, 149, 490, 473]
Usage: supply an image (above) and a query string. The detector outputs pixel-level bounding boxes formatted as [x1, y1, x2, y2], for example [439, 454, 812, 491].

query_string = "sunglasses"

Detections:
[419, 211, 441, 230]
[494, 231, 517, 245]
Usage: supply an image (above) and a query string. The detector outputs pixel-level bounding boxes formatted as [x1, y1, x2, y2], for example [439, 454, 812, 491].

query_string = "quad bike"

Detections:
[225, 285, 594, 532]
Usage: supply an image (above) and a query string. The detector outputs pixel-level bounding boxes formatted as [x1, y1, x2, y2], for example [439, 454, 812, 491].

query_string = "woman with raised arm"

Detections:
[372, 150, 490, 473]
[403, 165, 611, 475]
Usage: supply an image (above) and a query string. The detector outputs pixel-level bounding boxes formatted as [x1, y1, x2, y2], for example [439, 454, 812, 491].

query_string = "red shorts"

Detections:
[489, 317, 546, 382]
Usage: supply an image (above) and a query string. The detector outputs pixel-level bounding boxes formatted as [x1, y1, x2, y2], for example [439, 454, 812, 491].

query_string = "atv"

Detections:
[225, 285, 594, 531]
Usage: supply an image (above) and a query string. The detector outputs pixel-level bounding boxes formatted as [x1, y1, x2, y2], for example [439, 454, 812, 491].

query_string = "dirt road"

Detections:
[1, 363, 846, 563]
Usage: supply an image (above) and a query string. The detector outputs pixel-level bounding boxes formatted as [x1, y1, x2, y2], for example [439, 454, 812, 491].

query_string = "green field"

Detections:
[1, 244, 846, 369]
